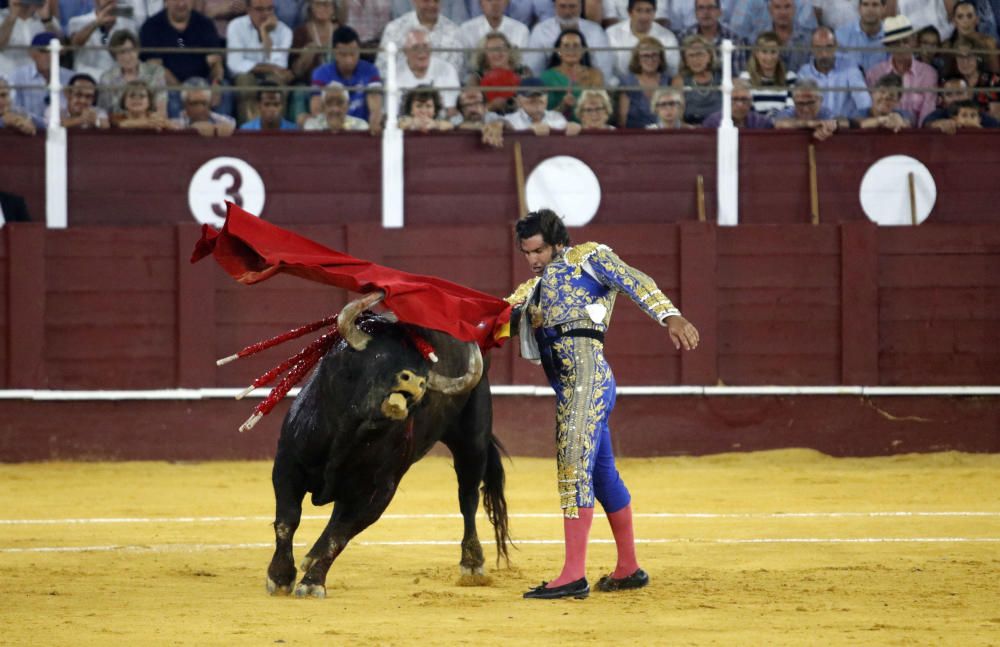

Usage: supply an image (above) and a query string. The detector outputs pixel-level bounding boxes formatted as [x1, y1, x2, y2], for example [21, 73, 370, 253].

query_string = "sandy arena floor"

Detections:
[1, 450, 999, 646]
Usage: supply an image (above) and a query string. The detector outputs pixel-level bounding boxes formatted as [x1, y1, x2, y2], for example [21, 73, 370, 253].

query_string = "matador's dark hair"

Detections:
[515, 209, 570, 247]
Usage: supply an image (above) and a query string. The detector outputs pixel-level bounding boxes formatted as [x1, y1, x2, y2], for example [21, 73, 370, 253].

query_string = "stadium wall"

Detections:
[1, 219, 997, 461]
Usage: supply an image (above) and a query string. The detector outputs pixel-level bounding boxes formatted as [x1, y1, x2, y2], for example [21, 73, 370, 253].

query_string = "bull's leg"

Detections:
[266, 450, 307, 596]
[447, 439, 488, 578]
[294, 480, 400, 599]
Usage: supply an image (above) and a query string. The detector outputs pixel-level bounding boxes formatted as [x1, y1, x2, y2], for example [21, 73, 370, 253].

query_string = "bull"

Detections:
[265, 292, 512, 598]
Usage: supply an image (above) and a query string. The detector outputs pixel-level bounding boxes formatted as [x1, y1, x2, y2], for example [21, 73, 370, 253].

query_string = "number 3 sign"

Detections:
[188, 157, 266, 227]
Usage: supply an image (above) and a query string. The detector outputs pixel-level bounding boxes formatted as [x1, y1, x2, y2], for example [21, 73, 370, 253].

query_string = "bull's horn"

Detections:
[338, 291, 385, 351]
[427, 342, 483, 395]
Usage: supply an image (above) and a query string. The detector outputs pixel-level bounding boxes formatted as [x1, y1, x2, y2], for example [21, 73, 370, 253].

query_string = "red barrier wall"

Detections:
[3, 130, 998, 227]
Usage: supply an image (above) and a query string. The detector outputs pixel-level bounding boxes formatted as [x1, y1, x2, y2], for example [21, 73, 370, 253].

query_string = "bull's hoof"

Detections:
[266, 576, 293, 596]
[460, 565, 485, 577]
[294, 582, 327, 599]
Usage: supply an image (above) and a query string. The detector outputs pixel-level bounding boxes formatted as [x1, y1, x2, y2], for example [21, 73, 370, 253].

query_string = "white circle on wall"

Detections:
[188, 157, 266, 227]
[859, 155, 936, 226]
[525, 156, 601, 226]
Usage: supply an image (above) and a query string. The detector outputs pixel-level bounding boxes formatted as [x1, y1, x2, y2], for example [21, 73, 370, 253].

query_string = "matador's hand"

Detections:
[666, 315, 699, 351]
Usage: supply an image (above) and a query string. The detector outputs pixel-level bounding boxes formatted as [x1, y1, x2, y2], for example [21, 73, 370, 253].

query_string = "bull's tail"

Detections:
[481, 433, 513, 566]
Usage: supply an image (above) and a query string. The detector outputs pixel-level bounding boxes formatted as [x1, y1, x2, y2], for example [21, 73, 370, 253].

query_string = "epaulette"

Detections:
[505, 277, 539, 305]
[563, 242, 610, 267]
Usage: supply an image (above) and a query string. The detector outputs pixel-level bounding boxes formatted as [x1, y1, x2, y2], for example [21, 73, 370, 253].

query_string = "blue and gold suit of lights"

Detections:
[506, 243, 681, 518]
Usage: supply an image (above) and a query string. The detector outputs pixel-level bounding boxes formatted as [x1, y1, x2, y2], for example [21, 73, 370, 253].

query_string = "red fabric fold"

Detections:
[191, 203, 512, 350]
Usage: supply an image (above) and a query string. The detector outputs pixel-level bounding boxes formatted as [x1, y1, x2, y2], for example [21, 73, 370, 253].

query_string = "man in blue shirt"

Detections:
[310, 25, 383, 125]
[796, 26, 871, 118]
[833, 0, 885, 73]
[240, 81, 298, 130]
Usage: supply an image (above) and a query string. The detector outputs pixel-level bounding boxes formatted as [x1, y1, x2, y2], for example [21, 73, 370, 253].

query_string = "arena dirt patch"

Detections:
[1, 451, 999, 646]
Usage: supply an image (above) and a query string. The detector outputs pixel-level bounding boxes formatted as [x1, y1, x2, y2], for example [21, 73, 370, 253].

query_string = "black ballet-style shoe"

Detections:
[596, 568, 650, 592]
[522, 577, 590, 600]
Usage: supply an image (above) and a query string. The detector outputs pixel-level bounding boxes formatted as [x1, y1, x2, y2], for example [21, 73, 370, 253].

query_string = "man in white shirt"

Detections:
[525, 0, 614, 79]
[605, 0, 679, 80]
[0, 0, 59, 78]
[601, 0, 669, 29]
[502, 75, 582, 132]
[226, 0, 294, 123]
[68, 0, 139, 81]
[396, 26, 461, 116]
[392, 0, 469, 24]
[460, 0, 530, 61]
[378, 0, 466, 77]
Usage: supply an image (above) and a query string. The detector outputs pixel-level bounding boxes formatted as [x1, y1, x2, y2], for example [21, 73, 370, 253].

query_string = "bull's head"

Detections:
[338, 292, 484, 419]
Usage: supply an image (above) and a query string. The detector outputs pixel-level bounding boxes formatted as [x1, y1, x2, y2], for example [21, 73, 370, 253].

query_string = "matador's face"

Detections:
[519, 234, 564, 276]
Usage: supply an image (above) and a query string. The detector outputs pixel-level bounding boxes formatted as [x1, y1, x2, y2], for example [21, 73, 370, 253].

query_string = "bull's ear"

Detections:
[338, 291, 385, 350]
[427, 343, 483, 395]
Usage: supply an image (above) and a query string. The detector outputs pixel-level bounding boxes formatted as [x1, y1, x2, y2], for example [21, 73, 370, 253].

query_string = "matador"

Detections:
[506, 209, 700, 600]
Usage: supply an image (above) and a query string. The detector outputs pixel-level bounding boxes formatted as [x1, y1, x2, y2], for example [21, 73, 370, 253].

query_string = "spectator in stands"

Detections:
[0, 75, 40, 134]
[948, 36, 1000, 118]
[140, 0, 226, 116]
[797, 26, 870, 117]
[469, 31, 529, 113]
[892, 0, 953, 41]
[452, 87, 507, 146]
[679, 0, 747, 73]
[99, 30, 168, 118]
[309, 26, 383, 127]
[855, 71, 912, 129]
[540, 28, 603, 119]
[378, 0, 465, 76]
[606, 0, 680, 81]
[460, 0, 530, 74]
[950, 98, 989, 127]
[502, 75, 582, 132]
[342, 0, 393, 56]
[616, 35, 670, 127]
[240, 80, 297, 128]
[727, 0, 816, 49]
[739, 30, 795, 116]
[290, 0, 340, 89]
[303, 79, 370, 129]
[601, 0, 669, 29]
[812, 0, 858, 30]
[58, 73, 110, 128]
[67, 0, 138, 81]
[398, 84, 455, 129]
[702, 77, 775, 126]
[121, 0, 164, 29]
[866, 15, 938, 125]
[9, 32, 72, 123]
[273, 0, 309, 30]
[671, 33, 721, 124]
[773, 77, 844, 138]
[396, 26, 461, 117]
[947, 1, 1000, 73]
[575, 87, 614, 127]
[524, 0, 613, 80]
[0, 0, 60, 79]
[645, 86, 690, 127]
[392, 0, 468, 24]
[834, 0, 885, 73]
[172, 76, 236, 134]
[762, 0, 812, 72]
[113, 79, 178, 129]
[924, 75, 1000, 131]
[466, 0, 554, 30]
[227, 0, 294, 123]
[916, 26, 947, 78]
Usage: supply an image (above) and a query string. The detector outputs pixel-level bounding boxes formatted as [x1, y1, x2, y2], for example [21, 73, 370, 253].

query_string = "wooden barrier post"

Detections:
[809, 144, 819, 225]
[696, 175, 706, 222]
[907, 172, 918, 226]
[514, 141, 527, 218]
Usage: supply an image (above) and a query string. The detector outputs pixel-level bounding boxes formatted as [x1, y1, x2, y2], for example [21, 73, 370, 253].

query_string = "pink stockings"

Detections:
[545, 504, 641, 588]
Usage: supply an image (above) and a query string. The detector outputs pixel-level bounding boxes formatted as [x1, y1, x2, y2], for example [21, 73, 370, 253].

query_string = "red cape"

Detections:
[191, 203, 512, 351]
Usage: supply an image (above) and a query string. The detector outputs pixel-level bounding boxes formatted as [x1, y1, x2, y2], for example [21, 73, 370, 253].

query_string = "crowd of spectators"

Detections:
[1, 0, 999, 138]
